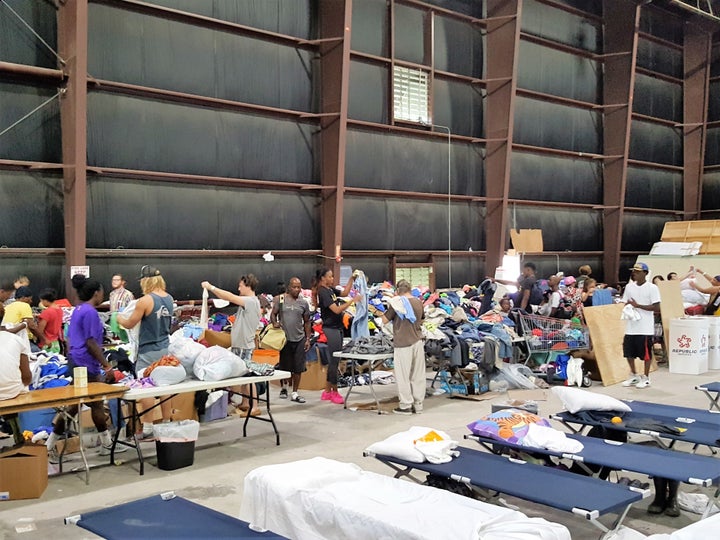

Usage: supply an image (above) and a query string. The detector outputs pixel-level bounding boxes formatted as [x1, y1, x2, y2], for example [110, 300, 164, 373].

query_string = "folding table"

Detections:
[115, 371, 290, 474]
[332, 351, 394, 413]
[0, 382, 127, 484]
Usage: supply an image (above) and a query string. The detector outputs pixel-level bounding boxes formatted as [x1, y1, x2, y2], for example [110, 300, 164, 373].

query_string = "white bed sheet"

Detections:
[240, 457, 570, 540]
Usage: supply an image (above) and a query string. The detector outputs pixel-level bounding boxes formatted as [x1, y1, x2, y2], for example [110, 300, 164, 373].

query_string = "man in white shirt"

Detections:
[0, 331, 31, 401]
[621, 262, 661, 389]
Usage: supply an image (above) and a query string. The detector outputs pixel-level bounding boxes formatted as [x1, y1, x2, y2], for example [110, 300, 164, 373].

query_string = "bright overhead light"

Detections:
[262, 251, 274, 262]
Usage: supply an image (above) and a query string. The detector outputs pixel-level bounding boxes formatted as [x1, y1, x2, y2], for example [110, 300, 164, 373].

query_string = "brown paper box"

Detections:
[0, 444, 48, 501]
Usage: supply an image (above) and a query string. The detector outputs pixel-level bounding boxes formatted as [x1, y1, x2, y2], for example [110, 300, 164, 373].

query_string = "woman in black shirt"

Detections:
[313, 268, 359, 404]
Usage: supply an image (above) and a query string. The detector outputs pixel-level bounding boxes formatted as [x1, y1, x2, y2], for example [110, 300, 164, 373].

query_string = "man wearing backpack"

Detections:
[492, 262, 539, 312]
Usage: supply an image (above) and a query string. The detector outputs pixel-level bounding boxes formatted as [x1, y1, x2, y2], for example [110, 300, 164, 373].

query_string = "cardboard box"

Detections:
[170, 392, 199, 422]
[203, 330, 231, 348]
[54, 436, 81, 455]
[138, 392, 198, 423]
[0, 444, 48, 501]
[299, 358, 327, 391]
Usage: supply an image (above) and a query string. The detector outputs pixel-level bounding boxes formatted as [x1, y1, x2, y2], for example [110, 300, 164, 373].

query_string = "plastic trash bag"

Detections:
[168, 335, 206, 375]
[492, 364, 537, 390]
[193, 346, 248, 381]
[149, 364, 187, 386]
[153, 420, 200, 442]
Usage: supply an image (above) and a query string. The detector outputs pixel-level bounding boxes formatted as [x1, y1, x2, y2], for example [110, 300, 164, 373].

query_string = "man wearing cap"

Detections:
[118, 265, 175, 437]
[621, 262, 661, 389]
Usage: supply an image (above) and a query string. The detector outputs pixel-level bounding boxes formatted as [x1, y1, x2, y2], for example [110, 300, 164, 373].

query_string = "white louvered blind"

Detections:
[393, 66, 430, 124]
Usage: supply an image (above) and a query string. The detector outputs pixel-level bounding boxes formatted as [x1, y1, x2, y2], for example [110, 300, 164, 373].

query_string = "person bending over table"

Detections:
[0, 330, 32, 444]
[202, 274, 262, 416]
[45, 275, 127, 462]
[118, 266, 174, 439]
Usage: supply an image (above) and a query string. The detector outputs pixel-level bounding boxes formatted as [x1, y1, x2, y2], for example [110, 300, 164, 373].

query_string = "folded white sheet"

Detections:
[240, 457, 571, 540]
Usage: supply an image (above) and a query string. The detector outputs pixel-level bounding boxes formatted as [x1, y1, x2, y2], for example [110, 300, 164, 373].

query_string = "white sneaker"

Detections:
[622, 375, 640, 387]
[636, 376, 651, 389]
[48, 448, 61, 464]
[99, 443, 128, 456]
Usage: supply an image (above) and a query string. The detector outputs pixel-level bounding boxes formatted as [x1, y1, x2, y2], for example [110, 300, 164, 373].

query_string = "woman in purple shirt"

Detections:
[45, 275, 126, 462]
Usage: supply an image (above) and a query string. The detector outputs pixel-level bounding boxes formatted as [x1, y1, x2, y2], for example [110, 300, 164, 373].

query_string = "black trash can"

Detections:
[155, 440, 195, 471]
[152, 420, 199, 471]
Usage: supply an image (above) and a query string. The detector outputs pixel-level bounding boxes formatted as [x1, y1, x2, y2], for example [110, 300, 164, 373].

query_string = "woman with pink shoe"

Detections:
[313, 268, 359, 404]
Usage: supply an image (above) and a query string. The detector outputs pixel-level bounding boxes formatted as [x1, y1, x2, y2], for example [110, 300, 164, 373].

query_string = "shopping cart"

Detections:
[517, 313, 591, 385]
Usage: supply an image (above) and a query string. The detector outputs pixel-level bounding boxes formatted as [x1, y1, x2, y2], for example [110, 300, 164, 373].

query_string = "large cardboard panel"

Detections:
[656, 280, 684, 351]
[583, 304, 656, 386]
[0, 444, 48, 501]
[510, 229, 543, 253]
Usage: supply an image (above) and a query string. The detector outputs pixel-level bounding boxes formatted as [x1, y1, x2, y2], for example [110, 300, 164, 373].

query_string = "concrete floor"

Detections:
[0, 366, 717, 539]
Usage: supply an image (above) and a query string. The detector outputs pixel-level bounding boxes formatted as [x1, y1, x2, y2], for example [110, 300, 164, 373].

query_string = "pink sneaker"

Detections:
[330, 391, 345, 405]
[321, 390, 333, 401]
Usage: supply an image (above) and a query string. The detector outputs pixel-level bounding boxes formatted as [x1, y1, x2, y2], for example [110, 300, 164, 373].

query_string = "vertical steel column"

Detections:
[319, 0, 352, 275]
[601, 0, 639, 284]
[485, 0, 522, 275]
[682, 28, 712, 219]
[58, 0, 89, 274]
[484, 0, 521, 275]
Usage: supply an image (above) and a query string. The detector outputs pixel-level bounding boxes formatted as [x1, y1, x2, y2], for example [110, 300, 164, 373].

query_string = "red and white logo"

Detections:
[676, 334, 692, 349]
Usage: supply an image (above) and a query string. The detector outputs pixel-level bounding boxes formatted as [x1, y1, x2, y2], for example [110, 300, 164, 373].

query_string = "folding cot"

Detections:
[67, 493, 287, 539]
[552, 400, 720, 452]
[466, 432, 720, 518]
[240, 456, 571, 540]
[696, 381, 720, 412]
[365, 444, 648, 538]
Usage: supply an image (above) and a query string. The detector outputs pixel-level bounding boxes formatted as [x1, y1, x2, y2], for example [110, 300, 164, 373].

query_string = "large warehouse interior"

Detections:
[5, 2, 720, 540]
[2, 0, 719, 297]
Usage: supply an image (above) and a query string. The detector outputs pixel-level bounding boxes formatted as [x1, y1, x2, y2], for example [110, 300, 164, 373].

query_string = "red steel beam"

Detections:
[682, 28, 712, 219]
[318, 0, 353, 275]
[484, 0, 521, 276]
[58, 0, 89, 285]
[0, 61, 65, 83]
[601, 0, 640, 285]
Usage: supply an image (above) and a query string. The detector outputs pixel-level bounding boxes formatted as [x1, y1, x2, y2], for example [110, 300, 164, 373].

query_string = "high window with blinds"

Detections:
[393, 66, 430, 124]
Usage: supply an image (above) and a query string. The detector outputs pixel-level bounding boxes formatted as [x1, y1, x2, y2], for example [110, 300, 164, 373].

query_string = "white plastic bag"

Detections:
[119, 300, 140, 362]
[494, 364, 537, 390]
[677, 491, 719, 515]
[153, 420, 200, 442]
[168, 335, 206, 375]
[149, 364, 187, 386]
[193, 346, 248, 381]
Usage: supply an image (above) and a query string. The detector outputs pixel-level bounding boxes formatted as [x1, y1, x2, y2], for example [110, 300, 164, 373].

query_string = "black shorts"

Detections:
[278, 340, 307, 374]
[623, 335, 653, 362]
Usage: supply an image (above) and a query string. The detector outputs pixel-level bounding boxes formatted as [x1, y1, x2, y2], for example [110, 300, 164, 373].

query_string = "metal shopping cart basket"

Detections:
[518, 313, 591, 383]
